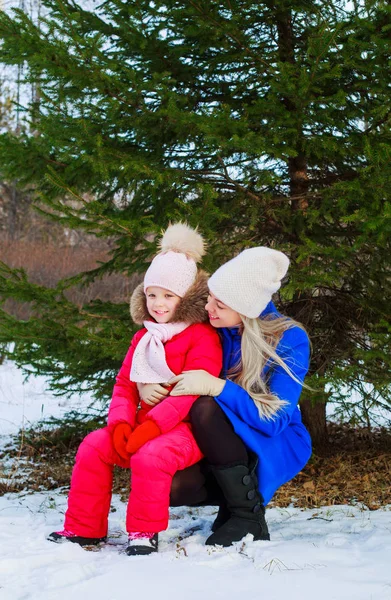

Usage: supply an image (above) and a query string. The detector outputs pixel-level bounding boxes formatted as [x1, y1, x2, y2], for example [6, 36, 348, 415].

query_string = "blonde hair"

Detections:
[228, 315, 308, 421]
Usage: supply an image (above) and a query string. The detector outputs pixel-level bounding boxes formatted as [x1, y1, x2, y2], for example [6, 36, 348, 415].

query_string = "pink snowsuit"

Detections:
[64, 320, 222, 537]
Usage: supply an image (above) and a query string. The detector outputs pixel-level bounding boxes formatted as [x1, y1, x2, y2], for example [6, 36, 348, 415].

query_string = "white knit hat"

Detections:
[144, 223, 205, 297]
[208, 247, 290, 318]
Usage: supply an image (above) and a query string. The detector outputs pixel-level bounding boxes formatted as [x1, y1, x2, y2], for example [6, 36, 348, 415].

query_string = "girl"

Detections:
[48, 223, 222, 555]
[168, 246, 311, 547]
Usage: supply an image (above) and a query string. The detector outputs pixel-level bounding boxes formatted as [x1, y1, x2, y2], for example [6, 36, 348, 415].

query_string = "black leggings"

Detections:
[170, 396, 248, 507]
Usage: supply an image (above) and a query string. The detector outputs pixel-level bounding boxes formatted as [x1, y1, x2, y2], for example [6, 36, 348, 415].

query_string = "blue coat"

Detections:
[214, 301, 312, 505]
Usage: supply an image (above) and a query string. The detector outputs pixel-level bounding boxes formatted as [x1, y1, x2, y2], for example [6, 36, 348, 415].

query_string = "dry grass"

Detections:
[1, 422, 391, 508]
[272, 424, 391, 509]
[0, 418, 101, 495]
[0, 238, 141, 319]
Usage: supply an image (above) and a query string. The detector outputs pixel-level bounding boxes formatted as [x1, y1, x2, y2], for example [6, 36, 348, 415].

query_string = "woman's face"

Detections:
[205, 291, 242, 328]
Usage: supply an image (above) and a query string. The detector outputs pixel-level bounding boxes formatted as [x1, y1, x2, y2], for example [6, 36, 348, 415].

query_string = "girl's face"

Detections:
[205, 291, 242, 328]
[146, 286, 181, 324]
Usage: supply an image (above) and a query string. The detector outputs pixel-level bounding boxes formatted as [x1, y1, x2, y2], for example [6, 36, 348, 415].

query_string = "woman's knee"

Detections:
[190, 395, 219, 429]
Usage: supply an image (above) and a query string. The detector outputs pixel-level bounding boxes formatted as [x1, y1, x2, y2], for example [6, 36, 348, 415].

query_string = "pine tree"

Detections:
[0, 1, 390, 446]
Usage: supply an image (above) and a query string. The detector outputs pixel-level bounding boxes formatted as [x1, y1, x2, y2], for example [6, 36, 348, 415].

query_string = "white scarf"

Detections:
[130, 321, 189, 383]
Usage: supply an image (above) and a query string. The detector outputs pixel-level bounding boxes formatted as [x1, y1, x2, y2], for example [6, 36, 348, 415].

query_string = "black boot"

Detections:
[211, 503, 230, 533]
[205, 456, 270, 547]
[47, 530, 106, 546]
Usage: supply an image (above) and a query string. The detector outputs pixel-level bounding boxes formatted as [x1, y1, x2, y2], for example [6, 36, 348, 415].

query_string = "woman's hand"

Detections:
[137, 382, 170, 406]
[169, 370, 226, 397]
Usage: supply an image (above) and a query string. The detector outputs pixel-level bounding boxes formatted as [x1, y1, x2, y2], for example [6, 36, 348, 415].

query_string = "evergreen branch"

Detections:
[188, 1, 274, 71]
[216, 154, 261, 203]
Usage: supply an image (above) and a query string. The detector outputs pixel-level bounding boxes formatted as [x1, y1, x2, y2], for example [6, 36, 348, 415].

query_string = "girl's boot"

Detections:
[126, 533, 158, 556]
[47, 529, 106, 546]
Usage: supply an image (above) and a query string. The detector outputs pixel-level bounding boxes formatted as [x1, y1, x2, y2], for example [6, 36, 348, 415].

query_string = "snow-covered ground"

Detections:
[0, 360, 96, 436]
[1, 359, 391, 600]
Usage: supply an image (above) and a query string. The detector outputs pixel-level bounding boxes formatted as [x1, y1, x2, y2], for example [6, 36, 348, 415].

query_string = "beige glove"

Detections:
[137, 382, 170, 406]
[168, 370, 226, 397]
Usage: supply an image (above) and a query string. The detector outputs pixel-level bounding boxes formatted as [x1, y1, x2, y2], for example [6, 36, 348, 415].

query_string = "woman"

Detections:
[166, 246, 312, 547]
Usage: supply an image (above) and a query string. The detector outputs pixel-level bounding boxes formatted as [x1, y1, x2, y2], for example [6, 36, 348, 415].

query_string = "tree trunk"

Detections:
[8, 184, 18, 240]
[300, 398, 329, 452]
[276, 9, 330, 449]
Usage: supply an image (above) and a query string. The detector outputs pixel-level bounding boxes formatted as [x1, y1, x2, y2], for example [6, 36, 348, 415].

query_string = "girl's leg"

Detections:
[64, 427, 128, 538]
[189, 396, 248, 464]
[127, 422, 202, 533]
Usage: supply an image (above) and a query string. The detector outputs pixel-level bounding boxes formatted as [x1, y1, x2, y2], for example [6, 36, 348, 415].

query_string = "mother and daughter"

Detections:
[48, 223, 311, 555]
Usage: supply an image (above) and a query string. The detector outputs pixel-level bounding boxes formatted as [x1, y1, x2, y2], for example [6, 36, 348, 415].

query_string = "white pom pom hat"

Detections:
[144, 223, 205, 298]
[208, 247, 290, 318]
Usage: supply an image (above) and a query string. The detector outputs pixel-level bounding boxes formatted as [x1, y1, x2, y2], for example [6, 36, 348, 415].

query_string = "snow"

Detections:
[0, 360, 95, 436]
[1, 496, 390, 600]
[1, 359, 391, 600]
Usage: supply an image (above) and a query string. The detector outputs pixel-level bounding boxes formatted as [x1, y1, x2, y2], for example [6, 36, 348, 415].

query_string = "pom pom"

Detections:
[158, 222, 205, 263]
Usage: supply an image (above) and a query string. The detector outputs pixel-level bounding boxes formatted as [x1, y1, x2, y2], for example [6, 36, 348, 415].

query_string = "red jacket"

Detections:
[107, 322, 222, 434]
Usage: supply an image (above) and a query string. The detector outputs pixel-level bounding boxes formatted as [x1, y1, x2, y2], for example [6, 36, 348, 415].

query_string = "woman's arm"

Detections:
[145, 325, 223, 434]
[216, 328, 310, 437]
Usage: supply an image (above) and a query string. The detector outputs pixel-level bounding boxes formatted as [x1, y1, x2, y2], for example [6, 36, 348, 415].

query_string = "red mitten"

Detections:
[112, 423, 132, 460]
[126, 420, 161, 455]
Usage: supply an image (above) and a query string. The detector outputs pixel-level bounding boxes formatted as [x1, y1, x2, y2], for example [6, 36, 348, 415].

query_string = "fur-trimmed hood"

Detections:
[130, 270, 210, 325]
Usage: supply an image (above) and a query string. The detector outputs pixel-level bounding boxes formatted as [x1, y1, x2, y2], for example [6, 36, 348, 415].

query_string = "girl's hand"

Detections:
[137, 382, 170, 406]
[169, 370, 226, 397]
[112, 423, 132, 460]
[126, 420, 161, 454]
